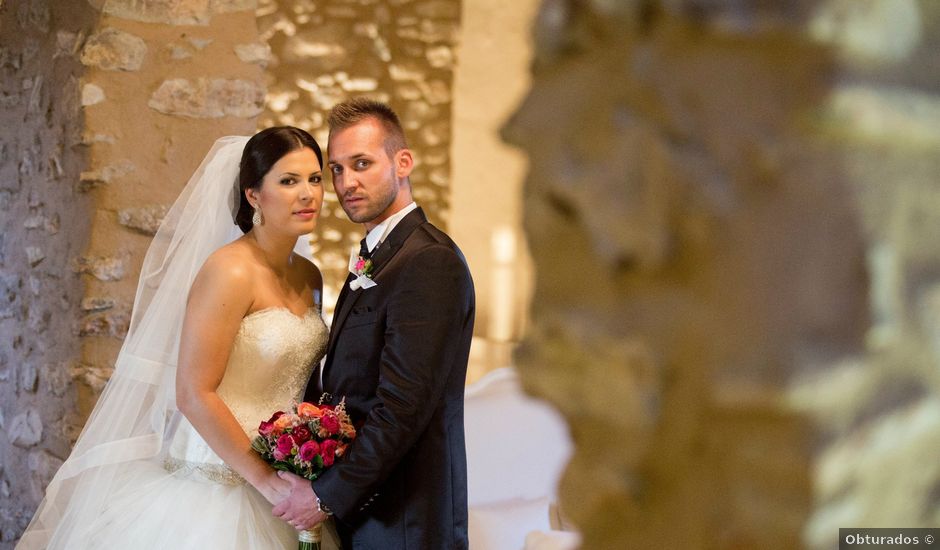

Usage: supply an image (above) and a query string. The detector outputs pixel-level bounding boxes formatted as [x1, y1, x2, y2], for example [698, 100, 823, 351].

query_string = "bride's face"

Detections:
[248, 147, 324, 236]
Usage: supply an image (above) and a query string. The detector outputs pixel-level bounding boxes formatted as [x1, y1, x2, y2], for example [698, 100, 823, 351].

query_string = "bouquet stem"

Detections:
[298, 524, 321, 550]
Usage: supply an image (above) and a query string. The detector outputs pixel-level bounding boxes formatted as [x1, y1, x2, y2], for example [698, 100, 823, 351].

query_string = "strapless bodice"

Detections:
[218, 307, 327, 433]
[166, 307, 327, 483]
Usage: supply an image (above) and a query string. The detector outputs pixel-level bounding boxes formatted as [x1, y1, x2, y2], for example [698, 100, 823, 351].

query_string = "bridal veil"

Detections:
[17, 136, 251, 548]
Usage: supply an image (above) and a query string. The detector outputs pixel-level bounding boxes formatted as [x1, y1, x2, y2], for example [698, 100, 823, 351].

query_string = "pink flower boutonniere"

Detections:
[348, 247, 378, 291]
[354, 256, 374, 279]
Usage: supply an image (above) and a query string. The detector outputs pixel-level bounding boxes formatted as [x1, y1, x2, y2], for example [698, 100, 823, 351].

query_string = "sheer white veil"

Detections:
[18, 135, 253, 548]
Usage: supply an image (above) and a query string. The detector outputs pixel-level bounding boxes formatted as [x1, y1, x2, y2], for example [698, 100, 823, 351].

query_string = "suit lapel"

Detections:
[365, 207, 426, 279]
[325, 208, 428, 362]
[325, 272, 356, 355]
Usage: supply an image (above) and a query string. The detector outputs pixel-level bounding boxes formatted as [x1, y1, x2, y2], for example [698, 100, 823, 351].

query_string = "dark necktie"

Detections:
[358, 237, 370, 259]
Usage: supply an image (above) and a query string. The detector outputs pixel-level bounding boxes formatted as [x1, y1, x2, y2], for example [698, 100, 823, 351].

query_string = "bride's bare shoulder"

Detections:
[195, 239, 257, 290]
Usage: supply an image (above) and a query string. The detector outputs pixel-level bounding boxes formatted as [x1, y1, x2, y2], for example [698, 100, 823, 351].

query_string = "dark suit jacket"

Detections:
[306, 208, 475, 550]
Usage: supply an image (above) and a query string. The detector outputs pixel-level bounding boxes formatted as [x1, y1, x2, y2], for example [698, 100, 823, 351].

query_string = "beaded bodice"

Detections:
[218, 307, 327, 432]
[166, 307, 327, 484]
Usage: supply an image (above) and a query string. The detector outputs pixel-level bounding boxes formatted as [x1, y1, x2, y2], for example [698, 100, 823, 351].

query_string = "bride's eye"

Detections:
[310, 175, 322, 184]
[280, 177, 296, 185]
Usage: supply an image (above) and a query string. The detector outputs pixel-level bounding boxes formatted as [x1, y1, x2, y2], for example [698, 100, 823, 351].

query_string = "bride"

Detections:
[17, 127, 338, 549]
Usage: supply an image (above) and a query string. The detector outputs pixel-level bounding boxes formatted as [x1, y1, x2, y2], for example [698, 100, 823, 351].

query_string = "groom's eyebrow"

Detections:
[329, 153, 369, 164]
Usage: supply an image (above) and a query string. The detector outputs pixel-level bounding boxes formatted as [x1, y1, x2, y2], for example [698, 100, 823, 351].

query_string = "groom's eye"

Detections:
[330, 165, 343, 175]
[355, 160, 370, 170]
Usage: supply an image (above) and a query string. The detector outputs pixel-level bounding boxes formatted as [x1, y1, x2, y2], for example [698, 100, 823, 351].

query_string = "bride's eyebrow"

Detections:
[279, 171, 322, 176]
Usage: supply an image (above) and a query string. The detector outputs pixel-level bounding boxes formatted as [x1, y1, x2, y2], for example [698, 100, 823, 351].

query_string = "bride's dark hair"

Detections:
[235, 126, 323, 233]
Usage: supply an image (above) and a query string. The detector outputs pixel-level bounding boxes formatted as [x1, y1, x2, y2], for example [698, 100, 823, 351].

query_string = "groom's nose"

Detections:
[340, 173, 361, 193]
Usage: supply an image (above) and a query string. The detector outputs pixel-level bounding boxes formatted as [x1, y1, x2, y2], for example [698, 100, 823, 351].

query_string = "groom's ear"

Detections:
[394, 148, 414, 179]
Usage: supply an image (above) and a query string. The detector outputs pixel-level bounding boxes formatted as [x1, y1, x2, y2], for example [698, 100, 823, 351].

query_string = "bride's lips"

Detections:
[293, 208, 318, 220]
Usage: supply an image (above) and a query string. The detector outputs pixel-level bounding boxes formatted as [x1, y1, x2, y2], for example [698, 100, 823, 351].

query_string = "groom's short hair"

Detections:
[328, 98, 408, 158]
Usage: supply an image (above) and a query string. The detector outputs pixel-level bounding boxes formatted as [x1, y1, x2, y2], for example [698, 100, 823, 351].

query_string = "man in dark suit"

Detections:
[274, 98, 475, 549]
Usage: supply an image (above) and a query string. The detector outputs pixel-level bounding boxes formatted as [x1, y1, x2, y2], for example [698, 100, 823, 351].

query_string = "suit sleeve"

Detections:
[312, 244, 473, 520]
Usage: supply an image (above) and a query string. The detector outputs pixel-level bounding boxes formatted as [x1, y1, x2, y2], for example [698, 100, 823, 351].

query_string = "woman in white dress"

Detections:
[17, 127, 336, 549]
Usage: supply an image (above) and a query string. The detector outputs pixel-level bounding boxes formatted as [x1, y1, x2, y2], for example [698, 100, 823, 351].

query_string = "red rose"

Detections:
[292, 425, 312, 443]
[320, 439, 338, 467]
[268, 411, 286, 423]
[299, 440, 320, 462]
[276, 434, 295, 455]
[320, 413, 341, 435]
[258, 420, 275, 436]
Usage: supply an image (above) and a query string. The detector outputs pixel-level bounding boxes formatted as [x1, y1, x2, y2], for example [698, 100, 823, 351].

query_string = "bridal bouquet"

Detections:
[252, 398, 357, 550]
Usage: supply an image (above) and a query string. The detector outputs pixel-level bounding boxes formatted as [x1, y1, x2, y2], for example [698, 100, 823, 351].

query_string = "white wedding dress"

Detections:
[74, 307, 333, 549]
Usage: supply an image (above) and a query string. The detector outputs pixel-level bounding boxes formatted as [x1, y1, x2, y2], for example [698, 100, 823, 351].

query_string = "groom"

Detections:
[274, 98, 475, 549]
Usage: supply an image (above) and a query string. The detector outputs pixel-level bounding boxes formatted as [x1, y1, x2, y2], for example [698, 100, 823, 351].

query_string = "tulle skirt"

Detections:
[52, 458, 337, 550]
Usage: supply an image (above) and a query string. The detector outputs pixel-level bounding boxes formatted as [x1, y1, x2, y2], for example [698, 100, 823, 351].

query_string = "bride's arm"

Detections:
[175, 253, 288, 505]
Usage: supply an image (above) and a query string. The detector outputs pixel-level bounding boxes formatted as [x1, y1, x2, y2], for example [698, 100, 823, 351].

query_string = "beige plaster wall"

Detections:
[451, 0, 540, 381]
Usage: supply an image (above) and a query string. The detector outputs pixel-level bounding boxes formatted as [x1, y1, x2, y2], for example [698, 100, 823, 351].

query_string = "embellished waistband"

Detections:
[163, 456, 246, 486]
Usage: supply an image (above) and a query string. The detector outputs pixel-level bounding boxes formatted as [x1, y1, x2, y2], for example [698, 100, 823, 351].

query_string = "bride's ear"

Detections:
[245, 188, 259, 209]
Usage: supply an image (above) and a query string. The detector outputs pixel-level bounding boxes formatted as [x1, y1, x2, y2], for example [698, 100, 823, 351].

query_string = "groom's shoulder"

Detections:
[408, 221, 470, 270]
[412, 220, 460, 252]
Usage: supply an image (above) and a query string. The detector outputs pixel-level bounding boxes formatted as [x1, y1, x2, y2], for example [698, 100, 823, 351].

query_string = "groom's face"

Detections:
[328, 118, 411, 229]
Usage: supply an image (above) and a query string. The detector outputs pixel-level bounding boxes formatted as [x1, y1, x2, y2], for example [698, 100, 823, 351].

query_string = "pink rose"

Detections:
[320, 413, 341, 435]
[258, 420, 275, 436]
[292, 425, 312, 443]
[276, 434, 295, 455]
[320, 439, 338, 467]
[299, 440, 320, 462]
[273, 449, 287, 461]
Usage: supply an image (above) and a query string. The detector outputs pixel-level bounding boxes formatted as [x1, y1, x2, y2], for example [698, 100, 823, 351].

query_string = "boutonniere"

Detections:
[354, 256, 374, 279]
[348, 249, 377, 291]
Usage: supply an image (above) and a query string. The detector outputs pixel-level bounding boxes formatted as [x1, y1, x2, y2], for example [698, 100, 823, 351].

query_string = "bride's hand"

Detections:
[256, 470, 292, 505]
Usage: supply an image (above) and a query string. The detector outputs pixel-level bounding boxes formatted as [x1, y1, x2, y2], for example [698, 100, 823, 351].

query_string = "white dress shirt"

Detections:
[364, 201, 418, 254]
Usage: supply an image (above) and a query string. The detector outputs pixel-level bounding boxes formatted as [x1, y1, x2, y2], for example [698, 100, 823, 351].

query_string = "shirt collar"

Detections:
[365, 202, 418, 253]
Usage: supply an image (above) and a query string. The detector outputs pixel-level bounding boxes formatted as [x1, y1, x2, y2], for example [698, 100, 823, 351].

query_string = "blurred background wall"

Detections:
[2, 0, 940, 548]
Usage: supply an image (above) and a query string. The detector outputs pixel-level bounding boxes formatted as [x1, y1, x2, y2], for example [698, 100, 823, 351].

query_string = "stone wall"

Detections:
[256, 0, 461, 316]
[8, 0, 939, 547]
[76, 1, 264, 384]
[505, 2, 871, 548]
[795, 0, 940, 545]
[3, 1, 264, 546]
[0, 1, 97, 545]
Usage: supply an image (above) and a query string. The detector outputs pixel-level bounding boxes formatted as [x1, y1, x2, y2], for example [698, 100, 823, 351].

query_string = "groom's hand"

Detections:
[272, 471, 328, 531]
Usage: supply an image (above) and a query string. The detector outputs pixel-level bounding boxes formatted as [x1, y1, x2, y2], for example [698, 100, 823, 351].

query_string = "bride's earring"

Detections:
[252, 205, 263, 226]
